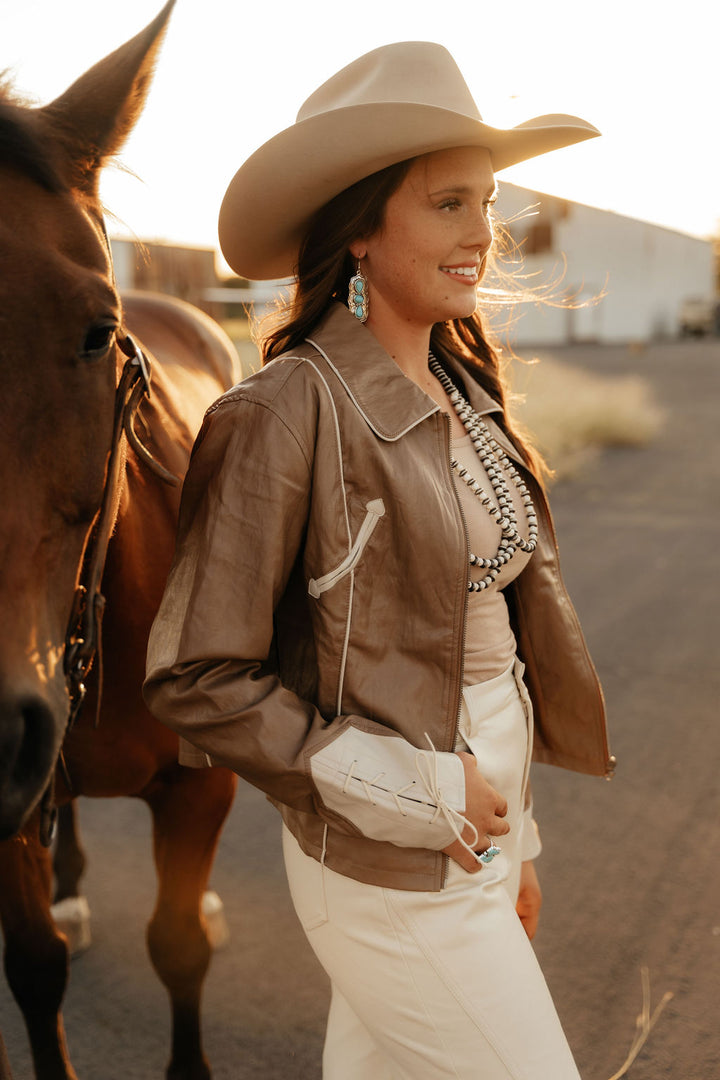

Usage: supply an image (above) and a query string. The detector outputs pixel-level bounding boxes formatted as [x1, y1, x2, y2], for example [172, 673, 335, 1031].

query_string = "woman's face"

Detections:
[352, 146, 496, 331]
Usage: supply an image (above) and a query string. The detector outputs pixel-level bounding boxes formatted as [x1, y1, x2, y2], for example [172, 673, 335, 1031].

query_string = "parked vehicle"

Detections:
[679, 296, 720, 336]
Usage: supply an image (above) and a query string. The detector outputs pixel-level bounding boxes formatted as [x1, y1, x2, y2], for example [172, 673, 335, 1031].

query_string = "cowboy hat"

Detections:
[218, 41, 599, 280]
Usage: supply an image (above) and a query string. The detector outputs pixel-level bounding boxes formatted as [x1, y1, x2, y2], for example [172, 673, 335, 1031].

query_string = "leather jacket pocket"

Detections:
[308, 499, 385, 598]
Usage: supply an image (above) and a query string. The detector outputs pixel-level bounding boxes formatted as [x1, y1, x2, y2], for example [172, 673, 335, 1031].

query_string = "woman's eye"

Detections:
[79, 324, 117, 360]
[438, 199, 461, 211]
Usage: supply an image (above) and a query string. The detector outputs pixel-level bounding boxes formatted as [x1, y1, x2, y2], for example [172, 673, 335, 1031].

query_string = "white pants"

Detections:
[283, 661, 581, 1079]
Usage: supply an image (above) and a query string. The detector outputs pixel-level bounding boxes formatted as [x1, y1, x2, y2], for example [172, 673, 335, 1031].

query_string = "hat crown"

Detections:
[220, 41, 600, 279]
[297, 41, 483, 124]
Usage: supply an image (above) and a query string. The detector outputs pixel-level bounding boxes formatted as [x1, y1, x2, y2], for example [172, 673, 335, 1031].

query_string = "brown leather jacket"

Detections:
[144, 302, 613, 891]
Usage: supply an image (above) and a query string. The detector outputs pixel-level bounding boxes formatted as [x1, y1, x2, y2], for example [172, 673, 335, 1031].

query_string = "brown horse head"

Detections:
[0, 2, 175, 839]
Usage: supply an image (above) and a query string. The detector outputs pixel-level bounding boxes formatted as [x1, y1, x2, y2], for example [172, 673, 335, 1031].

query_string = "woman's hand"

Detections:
[516, 860, 542, 939]
[442, 752, 509, 873]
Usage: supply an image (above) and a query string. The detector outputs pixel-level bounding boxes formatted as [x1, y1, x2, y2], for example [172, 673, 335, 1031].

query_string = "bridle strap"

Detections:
[118, 334, 181, 487]
[60, 332, 180, 769]
[36, 214, 183, 847]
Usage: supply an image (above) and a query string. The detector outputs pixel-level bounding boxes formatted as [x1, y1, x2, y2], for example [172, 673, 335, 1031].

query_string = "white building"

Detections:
[109, 191, 715, 350]
[492, 183, 715, 345]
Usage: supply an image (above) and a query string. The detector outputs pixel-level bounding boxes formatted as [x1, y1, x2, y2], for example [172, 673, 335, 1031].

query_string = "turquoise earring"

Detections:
[348, 259, 369, 323]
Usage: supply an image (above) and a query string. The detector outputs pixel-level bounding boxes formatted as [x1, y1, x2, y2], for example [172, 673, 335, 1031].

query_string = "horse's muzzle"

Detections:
[0, 694, 59, 840]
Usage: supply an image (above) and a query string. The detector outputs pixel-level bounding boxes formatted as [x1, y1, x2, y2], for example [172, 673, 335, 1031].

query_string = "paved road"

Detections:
[2, 339, 718, 1080]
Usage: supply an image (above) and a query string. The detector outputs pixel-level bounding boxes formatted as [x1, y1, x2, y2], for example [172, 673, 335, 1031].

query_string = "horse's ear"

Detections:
[39, 0, 176, 194]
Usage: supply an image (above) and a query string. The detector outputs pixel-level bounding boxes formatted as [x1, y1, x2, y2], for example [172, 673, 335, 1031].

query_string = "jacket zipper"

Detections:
[441, 411, 470, 888]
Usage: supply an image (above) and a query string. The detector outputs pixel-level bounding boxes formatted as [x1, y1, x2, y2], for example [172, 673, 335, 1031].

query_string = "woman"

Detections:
[144, 41, 614, 1079]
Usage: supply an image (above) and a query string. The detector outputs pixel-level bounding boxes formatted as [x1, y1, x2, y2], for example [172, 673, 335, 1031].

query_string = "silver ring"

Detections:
[477, 838, 501, 864]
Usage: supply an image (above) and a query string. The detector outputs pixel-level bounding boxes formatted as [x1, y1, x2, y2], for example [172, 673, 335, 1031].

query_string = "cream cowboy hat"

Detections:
[219, 41, 600, 280]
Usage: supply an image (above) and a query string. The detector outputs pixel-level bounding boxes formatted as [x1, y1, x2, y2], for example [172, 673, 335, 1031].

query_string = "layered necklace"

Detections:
[428, 354, 538, 593]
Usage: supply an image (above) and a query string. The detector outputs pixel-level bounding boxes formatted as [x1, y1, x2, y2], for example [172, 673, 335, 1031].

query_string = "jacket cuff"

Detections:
[309, 726, 466, 850]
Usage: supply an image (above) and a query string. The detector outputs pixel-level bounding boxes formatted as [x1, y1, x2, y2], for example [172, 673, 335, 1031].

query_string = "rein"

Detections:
[39, 330, 180, 846]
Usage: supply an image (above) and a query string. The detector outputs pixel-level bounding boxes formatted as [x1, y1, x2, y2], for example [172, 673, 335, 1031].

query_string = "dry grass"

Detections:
[221, 319, 261, 379]
[221, 318, 253, 342]
[506, 354, 665, 480]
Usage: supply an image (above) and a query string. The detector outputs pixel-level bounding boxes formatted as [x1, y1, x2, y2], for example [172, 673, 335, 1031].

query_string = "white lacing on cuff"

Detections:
[342, 760, 414, 814]
[342, 760, 357, 793]
[338, 738, 486, 862]
[416, 733, 485, 865]
[391, 782, 416, 817]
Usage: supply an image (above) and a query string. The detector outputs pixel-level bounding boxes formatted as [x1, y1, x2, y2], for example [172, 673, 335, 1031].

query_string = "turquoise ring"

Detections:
[477, 839, 501, 865]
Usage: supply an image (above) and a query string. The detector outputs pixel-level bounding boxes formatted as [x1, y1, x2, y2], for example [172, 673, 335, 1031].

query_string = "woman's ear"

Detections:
[348, 242, 367, 260]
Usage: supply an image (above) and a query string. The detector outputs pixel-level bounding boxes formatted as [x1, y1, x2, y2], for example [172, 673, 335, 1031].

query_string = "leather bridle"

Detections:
[63, 331, 179, 725]
[38, 329, 180, 846]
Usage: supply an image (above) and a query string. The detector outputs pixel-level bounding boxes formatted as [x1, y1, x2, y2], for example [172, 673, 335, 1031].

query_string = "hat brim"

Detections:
[218, 102, 599, 280]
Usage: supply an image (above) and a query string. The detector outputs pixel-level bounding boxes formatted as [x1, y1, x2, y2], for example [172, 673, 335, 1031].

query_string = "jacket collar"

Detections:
[305, 303, 502, 443]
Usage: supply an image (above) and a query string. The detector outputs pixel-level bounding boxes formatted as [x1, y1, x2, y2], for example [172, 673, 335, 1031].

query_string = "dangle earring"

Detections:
[348, 259, 369, 323]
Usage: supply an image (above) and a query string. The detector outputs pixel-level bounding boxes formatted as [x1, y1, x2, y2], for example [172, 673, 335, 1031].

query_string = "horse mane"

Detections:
[0, 80, 65, 193]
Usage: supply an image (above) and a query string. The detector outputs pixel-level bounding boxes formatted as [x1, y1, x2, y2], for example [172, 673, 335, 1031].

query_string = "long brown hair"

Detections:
[262, 160, 412, 361]
[260, 157, 546, 481]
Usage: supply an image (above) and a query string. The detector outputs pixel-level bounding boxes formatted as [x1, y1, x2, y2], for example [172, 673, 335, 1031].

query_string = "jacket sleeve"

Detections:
[143, 393, 466, 851]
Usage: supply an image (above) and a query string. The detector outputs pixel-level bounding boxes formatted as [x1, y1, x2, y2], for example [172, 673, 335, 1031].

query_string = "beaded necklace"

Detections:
[428, 354, 538, 593]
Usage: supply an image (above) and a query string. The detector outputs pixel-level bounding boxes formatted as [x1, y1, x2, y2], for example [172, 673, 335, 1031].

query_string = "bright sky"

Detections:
[4, 0, 719, 269]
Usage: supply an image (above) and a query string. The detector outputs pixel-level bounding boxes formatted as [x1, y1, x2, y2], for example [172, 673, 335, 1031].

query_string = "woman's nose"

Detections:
[464, 214, 493, 257]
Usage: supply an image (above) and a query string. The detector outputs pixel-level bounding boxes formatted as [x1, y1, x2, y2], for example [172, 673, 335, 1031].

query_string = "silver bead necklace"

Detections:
[428, 354, 538, 593]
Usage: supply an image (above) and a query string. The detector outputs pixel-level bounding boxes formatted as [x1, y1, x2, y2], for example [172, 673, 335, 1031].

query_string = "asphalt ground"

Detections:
[1, 337, 718, 1080]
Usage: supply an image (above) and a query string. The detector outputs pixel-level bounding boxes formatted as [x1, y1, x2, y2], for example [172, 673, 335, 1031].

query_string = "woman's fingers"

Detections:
[442, 753, 511, 869]
[490, 815, 511, 836]
[443, 836, 485, 873]
[516, 860, 543, 939]
[458, 752, 509, 836]
[490, 794, 510, 835]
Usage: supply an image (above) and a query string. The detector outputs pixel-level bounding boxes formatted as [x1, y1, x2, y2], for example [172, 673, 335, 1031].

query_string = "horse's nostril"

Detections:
[16, 697, 59, 775]
[0, 695, 60, 839]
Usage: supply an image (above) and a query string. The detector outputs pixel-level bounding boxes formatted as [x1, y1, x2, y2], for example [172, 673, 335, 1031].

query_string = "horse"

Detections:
[0, 4, 240, 1077]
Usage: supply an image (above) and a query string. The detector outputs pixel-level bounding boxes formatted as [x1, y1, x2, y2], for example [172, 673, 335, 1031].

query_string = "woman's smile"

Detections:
[440, 264, 480, 284]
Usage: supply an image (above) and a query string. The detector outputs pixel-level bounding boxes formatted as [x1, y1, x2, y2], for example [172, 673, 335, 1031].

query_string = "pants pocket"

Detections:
[512, 659, 532, 722]
[282, 824, 329, 931]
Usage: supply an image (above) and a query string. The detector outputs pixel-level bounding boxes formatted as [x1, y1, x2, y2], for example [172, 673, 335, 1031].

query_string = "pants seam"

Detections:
[383, 887, 529, 1080]
[380, 887, 462, 1080]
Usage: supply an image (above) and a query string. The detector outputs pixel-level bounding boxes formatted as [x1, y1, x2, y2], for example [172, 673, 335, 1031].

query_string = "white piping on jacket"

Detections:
[308, 499, 385, 598]
[306, 337, 439, 442]
[298, 357, 354, 716]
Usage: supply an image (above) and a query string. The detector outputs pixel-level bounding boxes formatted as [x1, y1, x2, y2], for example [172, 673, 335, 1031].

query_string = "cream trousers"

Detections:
[283, 660, 581, 1079]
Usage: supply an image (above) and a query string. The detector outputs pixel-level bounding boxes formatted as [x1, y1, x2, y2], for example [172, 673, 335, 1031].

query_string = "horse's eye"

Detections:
[79, 324, 116, 359]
